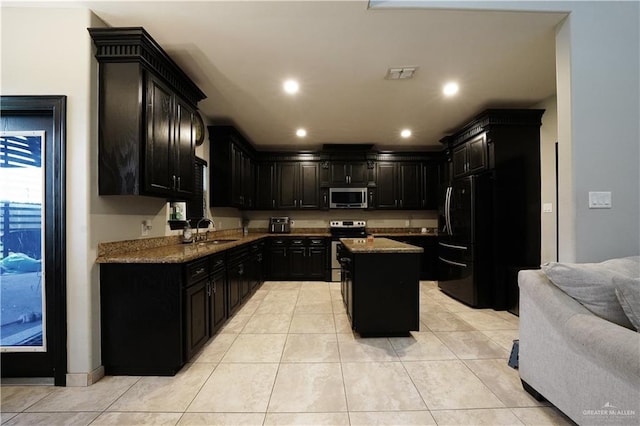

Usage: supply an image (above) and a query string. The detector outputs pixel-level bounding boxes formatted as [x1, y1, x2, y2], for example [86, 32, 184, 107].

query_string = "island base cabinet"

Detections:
[100, 264, 184, 376]
[351, 252, 420, 336]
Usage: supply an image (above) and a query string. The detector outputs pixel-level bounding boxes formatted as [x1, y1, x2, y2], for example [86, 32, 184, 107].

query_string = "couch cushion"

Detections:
[614, 275, 640, 332]
[542, 256, 639, 329]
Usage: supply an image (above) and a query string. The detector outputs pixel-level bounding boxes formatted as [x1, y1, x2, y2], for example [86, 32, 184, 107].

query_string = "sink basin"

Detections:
[198, 239, 238, 246]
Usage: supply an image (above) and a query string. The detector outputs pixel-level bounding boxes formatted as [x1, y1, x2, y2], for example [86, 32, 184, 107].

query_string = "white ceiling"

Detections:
[84, 1, 564, 149]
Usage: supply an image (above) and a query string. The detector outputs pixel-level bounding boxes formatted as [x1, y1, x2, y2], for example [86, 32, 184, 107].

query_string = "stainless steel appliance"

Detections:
[329, 188, 368, 209]
[269, 217, 291, 233]
[329, 220, 366, 282]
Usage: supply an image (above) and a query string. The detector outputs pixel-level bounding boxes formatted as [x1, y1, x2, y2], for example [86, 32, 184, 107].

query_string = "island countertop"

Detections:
[340, 237, 424, 254]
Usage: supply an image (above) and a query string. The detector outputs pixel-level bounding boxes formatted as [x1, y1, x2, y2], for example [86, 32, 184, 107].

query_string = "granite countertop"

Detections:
[96, 230, 332, 264]
[96, 228, 433, 264]
[340, 237, 424, 254]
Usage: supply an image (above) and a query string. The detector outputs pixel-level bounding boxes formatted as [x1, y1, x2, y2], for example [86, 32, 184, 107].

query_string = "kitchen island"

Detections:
[339, 237, 422, 337]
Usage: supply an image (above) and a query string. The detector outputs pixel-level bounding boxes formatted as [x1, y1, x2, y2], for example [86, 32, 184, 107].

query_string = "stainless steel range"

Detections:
[329, 220, 366, 282]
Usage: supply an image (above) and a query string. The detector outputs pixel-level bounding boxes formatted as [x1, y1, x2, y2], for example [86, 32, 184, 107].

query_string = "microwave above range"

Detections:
[329, 187, 368, 209]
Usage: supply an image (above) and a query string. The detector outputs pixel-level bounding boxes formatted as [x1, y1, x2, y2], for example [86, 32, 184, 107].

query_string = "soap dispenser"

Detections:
[182, 222, 193, 244]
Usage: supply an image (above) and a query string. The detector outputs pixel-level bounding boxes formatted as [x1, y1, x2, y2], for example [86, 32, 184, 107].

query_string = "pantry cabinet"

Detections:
[89, 27, 205, 199]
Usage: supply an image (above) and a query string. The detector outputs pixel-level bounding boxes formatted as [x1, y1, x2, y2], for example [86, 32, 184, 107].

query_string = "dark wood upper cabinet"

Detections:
[209, 126, 256, 209]
[276, 162, 320, 209]
[89, 27, 205, 199]
[452, 134, 488, 178]
[374, 161, 423, 210]
[329, 161, 368, 186]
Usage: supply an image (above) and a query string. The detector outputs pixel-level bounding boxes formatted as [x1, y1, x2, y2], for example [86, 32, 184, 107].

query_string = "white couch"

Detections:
[519, 267, 640, 425]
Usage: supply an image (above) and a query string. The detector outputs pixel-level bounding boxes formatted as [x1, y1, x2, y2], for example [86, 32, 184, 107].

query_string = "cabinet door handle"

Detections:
[294, 199, 297, 207]
[272, 199, 275, 208]
[172, 175, 177, 190]
[177, 176, 181, 190]
[213, 281, 216, 293]
[207, 281, 212, 296]
[400, 199, 403, 208]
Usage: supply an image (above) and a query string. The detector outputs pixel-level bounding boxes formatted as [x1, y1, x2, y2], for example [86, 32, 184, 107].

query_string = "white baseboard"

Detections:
[65, 365, 105, 387]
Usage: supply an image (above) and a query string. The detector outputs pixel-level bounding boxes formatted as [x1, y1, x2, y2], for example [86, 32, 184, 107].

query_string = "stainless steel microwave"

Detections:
[329, 187, 368, 209]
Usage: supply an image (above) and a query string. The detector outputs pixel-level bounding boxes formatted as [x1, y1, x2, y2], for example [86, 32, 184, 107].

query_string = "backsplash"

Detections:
[242, 210, 438, 230]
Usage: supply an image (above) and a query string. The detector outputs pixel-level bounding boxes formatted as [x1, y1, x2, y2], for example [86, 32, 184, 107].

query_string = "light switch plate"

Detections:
[588, 191, 612, 209]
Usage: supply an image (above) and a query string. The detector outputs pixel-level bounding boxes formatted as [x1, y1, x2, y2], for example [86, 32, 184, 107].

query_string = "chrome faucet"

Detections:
[195, 218, 214, 242]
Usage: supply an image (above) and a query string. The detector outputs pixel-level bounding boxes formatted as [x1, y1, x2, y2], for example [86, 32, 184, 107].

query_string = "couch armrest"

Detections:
[519, 269, 640, 384]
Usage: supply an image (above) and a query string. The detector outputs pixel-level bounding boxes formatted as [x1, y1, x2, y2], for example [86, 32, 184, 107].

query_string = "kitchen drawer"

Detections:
[209, 253, 226, 274]
[308, 238, 326, 246]
[185, 258, 208, 285]
[228, 246, 250, 265]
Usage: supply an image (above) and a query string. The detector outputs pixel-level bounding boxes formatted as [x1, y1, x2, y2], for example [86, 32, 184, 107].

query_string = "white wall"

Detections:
[1, 7, 102, 384]
[556, 2, 639, 261]
[535, 96, 558, 263]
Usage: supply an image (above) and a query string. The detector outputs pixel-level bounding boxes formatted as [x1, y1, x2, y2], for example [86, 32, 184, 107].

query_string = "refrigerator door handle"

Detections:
[446, 186, 453, 235]
[439, 242, 468, 251]
[439, 256, 467, 268]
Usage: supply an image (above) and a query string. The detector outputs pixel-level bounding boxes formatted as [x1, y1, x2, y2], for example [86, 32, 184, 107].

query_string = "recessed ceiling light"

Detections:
[443, 82, 459, 96]
[400, 129, 412, 138]
[296, 128, 307, 137]
[284, 79, 299, 94]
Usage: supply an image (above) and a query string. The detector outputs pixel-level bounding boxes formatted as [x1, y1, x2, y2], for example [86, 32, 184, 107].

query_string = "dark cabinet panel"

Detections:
[209, 269, 227, 334]
[375, 162, 398, 209]
[277, 162, 298, 209]
[268, 244, 289, 280]
[307, 246, 328, 280]
[145, 75, 173, 194]
[398, 163, 422, 209]
[422, 162, 439, 210]
[184, 280, 209, 360]
[174, 98, 195, 197]
[256, 162, 276, 209]
[288, 245, 307, 279]
[299, 162, 320, 209]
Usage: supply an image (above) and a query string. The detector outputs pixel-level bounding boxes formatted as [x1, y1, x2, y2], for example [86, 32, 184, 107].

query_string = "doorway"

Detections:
[0, 96, 67, 386]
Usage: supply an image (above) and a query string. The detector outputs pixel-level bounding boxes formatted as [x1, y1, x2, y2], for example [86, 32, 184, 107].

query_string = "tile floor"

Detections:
[1, 281, 575, 425]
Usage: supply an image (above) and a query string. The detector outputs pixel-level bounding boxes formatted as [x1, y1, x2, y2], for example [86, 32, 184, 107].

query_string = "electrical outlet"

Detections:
[588, 191, 612, 209]
[218, 221, 223, 230]
[141, 220, 149, 236]
[405, 220, 410, 227]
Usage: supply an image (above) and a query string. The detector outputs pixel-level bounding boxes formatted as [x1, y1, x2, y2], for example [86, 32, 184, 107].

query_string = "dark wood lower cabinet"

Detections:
[99, 243, 265, 376]
[100, 264, 185, 376]
[267, 237, 329, 281]
[344, 251, 420, 336]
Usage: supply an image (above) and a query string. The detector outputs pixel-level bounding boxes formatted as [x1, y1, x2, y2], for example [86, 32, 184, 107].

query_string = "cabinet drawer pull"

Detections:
[195, 267, 206, 275]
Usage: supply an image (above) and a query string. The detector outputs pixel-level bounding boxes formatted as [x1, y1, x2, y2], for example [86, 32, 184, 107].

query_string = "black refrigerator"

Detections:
[438, 173, 495, 308]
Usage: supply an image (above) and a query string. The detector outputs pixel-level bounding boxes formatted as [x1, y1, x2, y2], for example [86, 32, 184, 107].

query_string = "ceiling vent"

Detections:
[385, 67, 417, 80]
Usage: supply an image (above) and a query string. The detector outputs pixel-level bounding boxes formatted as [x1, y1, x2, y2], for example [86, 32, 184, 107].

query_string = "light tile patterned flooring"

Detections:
[1, 281, 575, 425]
